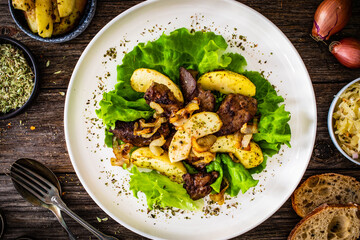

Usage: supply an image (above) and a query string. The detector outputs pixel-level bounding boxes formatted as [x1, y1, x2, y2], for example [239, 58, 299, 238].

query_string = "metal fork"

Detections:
[10, 162, 119, 240]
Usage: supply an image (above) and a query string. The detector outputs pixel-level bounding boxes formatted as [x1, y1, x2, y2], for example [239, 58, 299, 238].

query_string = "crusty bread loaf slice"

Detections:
[288, 204, 360, 240]
[291, 173, 360, 217]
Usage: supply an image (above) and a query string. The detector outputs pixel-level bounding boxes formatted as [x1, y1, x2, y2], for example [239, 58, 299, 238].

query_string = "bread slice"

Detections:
[288, 204, 360, 240]
[291, 173, 360, 217]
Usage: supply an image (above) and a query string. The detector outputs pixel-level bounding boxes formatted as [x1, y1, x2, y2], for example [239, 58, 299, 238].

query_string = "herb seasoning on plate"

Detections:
[0, 43, 34, 113]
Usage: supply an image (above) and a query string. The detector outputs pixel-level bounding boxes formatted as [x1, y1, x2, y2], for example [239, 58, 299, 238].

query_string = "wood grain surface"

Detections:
[1, 0, 360, 239]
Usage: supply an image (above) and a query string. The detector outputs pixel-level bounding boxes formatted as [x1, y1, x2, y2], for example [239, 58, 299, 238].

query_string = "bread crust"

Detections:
[291, 173, 360, 217]
[288, 203, 360, 240]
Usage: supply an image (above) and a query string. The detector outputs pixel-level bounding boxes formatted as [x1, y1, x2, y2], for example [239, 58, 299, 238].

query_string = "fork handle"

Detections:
[51, 196, 118, 240]
[49, 206, 77, 240]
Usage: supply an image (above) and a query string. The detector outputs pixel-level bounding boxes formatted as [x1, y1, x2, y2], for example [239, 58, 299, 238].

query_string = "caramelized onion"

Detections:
[170, 98, 200, 128]
[241, 134, 252, 149]
[111, 141, 132, 167]
[134, 117, 166, 138]
[149, 102, 164, 114]
[149, 136, 166, 156]
[329, 38, 360, 69]
[192, 149, 215, 164]
[139, 117, 166, 128]
[240, 122, 258, 134]
[312, 0, 352, 41]
[191, 135, 217, 153]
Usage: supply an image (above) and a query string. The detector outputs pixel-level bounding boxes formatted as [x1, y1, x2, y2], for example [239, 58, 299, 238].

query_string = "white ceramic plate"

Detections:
[64, 0, 317, 239]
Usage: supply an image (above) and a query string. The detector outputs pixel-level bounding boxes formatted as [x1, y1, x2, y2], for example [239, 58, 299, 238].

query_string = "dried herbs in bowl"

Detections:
[0, 36, 39, 120]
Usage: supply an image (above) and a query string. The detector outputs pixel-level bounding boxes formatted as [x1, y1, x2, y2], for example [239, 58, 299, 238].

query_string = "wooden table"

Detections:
[1, 0, 360, 239]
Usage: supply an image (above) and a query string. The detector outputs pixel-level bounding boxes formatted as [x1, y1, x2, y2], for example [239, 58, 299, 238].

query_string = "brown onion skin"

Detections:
[312, 0, 352, 41]
[330, 38, 360, 69]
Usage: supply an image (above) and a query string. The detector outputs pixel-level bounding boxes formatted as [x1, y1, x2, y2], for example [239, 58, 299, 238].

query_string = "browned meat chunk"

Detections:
[216, 94, 257, 136]
[182, 171, 219, 200]
[109, 120, 170, 147]
[179, 67, 215, 112]
[144, 82, 182, 118]
[196, 86, 216, 112]
[179, 67, 197, 101]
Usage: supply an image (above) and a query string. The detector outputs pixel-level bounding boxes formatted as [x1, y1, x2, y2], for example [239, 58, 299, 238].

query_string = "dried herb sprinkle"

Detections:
[0, 44, 34, 113]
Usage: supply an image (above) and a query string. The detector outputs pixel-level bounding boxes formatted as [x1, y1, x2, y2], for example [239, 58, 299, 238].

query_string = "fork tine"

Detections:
[13, 162, 53, 189]
[12, 164, 51, 193]
[10, 171, 46, 202]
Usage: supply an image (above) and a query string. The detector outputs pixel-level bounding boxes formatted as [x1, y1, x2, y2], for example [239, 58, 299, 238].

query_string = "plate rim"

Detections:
[64, 0, 317, 239]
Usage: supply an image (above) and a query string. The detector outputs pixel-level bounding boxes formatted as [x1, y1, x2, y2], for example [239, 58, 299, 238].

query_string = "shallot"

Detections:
[312, 0, 352, 41]
[329, 38, 360, 69]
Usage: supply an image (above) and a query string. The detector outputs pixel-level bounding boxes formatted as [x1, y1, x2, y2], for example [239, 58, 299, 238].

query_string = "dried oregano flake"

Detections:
[0, 44, 34, 113]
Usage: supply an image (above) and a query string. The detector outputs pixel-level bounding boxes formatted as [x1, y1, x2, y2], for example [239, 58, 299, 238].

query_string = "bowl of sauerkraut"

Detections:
[328, 77, 360, 164]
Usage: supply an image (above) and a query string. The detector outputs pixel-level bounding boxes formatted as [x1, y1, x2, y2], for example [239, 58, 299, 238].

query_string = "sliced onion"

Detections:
[133, 122, 152, 135]
[138, 126, 161, 138]
[149, 136, 166, 156]
[241, 134, 252, 149]
[240, 123, 258, 134]
[171, 117, 189, 128]
[139, 117, 166, 128]
[134, 117, 166, 138]
[185, 98, 200, 113]
[149, 102, 164, 114]
[191, 135, 217, 153]
[169, 98, 200, 128]
[111, 142, 132, 167]
[192, 149, 215, 164]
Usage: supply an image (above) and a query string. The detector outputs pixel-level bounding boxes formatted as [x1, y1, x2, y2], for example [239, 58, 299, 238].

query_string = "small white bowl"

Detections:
[328, 77, 360, 165]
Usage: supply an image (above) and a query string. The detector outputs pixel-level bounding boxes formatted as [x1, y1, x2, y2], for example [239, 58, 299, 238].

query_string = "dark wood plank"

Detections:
[0, 174, 147, 240]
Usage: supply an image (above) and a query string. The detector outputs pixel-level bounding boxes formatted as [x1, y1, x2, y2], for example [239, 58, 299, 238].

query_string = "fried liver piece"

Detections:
[109, 120, 170, 147]
[215, 93, 257, 136]
[196, 86, 216, 112]
[179, 67, 197, 101]
[182, 171, 219, 200]
[179, 67, 215, 112]
[144, 82, 183, 118]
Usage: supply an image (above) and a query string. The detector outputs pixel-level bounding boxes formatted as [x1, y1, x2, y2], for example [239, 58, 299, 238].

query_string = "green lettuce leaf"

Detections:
[95, 90, 153, 128]
[223, 52, 247, 73]
[104, 129, 114, 148]
[253, 104, 291, 156]
[183, 162, 198, 174]
[206, 154, 259, 195]
[129, 166, 203, 211]
[243, 71, 291, 157]
[206, 154, 224, 193]
[220, 154, 258, 197]
[213, 91, 227, 111]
